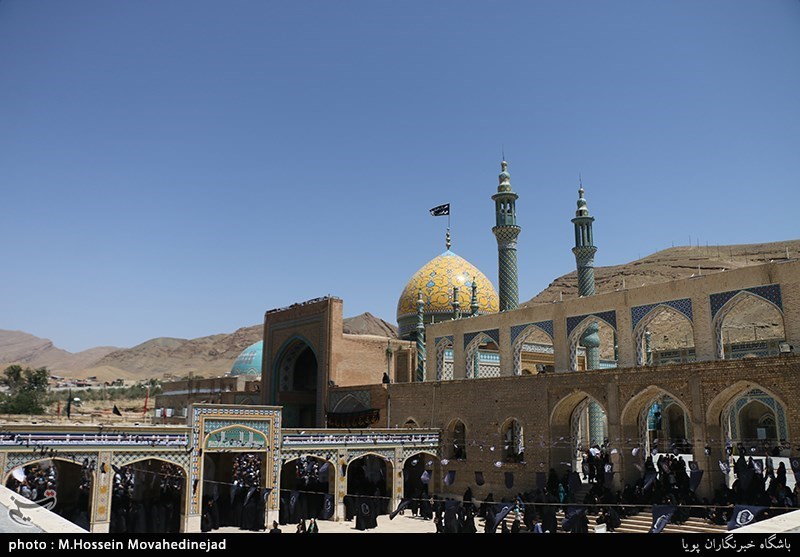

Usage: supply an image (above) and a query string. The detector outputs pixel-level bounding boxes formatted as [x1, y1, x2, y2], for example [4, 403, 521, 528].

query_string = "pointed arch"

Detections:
[632, 304, 695, 366]
[444, 418, 468, 460]
[567, 315, 617, 371]
[345, 453, 394, 517]
[712, 291, 786, 360]
[399, 450, 439, 468]
[435, 337, 454, 381]
[465, 333, 499, 378]
[621, 385, 694, 456]
[512, 324, 554, 375]
[500, 417, 525, 462]
[4, 457, 95, 531]
[204, 424, 268, 450]
[109, 457, 187, 533]
[279, 455, 334, 518]
[550, 391, 608, 477]
[272, 334, 319, 427]
[332, 393, 369, 414]
[401, 451, 440, 502]
[272, 334, 318, 393]
[706, 381, 790, 454]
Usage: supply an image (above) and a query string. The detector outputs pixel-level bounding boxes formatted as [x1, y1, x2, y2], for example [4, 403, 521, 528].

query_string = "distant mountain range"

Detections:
[0, 313, 398, 382]
[0, 329, 118, 374]
[1, 240, 796, 381]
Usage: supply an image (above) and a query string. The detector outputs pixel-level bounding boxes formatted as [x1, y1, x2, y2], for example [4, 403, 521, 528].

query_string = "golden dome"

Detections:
[397, 250, 499, 338]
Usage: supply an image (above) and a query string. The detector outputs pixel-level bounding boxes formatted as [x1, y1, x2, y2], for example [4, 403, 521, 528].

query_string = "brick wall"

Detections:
[386, 355, 800, 500]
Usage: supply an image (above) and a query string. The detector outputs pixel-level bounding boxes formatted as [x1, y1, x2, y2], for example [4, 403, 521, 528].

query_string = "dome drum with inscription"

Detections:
[397, 250, 499, 339]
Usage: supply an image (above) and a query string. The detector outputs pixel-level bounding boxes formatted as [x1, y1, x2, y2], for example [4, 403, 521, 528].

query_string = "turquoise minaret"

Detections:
[470, 276, 479, 317]
[572, 183, 600, 369]
[416, 289, 426, 381]
[492, 160, 521, 311]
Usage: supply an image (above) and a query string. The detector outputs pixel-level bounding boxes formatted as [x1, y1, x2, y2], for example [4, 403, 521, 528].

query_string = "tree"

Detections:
[1, 365, 50, 414]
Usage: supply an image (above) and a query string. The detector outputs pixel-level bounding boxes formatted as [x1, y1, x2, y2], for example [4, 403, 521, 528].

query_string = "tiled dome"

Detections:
[397, 250, 499, 339]
[229, 341, 263, 376]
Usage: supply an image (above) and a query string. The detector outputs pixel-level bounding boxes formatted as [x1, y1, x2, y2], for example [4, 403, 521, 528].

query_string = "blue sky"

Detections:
[1, 1, 799, 352]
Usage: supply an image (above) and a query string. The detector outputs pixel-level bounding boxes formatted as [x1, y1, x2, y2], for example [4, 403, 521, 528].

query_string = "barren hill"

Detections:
[522, 240, 798, 355]
[2, 240, 796, 382]
[0, 330, 118, 373]
[342, 312, 398, 338]
[84, 313, 398, 380]
[87, 325, 263, 380]
[523, 240, 800, 305]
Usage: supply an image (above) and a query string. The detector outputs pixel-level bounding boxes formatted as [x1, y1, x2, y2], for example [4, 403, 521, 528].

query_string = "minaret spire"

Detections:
[416, 289, 426, 381]
[572, 180, 600, 369]
[470, 276, 479, 316]
[492, 159, 521, 311]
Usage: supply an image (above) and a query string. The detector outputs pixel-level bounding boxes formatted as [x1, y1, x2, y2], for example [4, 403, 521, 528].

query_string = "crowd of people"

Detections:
[7, 461, 58, 503]
[5, 459, 92, 529]
[380, 444, 800, 534]
[201, 453, 268, 532]
[109, 460, 184, 533]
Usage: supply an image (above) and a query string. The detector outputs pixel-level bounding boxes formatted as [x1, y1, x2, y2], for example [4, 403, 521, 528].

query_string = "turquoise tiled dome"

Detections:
[230, 341, 263, 376]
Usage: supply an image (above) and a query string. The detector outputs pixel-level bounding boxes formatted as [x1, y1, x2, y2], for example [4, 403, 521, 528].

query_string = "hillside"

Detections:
[83, 313, 399, 380]
[2, 240, 795, 382]
[521, 240, 798, 355]
[342, 312, 398, 338]
[523, 240, 799, 305]
[0, 330, 118, 373]
[87, 325, 263, 379]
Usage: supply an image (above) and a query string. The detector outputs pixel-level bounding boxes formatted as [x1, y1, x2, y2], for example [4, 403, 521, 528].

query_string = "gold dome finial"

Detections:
[446, 228, 451, 250]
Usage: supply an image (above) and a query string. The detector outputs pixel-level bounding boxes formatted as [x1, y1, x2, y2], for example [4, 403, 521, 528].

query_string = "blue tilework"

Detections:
[710, 284, 783, 319]
[464, 329, 500, 349]
[510, 321, 554, 344]
[631, 298, 693, 330]
[566, 310, 617, 337]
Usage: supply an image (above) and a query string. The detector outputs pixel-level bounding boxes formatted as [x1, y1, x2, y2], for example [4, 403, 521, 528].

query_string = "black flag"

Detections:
[504, 472, 514, 489]
[475, 471, 485, 486]
[536, 472, 546, 490]
[689, 469, 704, 493]
[490, 502, 514, 532]
[649, 505, 676, 533]
[444, 470, 456, 486]
[319, 493, 334, 520]
[728, 505, 767, 531]
[390, 498, 411, 520]
[430, 203, 450, 216]
[112, 405, 122, 417]
[66, 390, 72, 418]
[355, 496, 378, 530]
[562, 506, 587, 533]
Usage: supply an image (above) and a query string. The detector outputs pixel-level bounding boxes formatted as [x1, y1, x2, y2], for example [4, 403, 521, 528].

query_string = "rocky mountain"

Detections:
[2, 240, 795, 382]
[0, 330, 118, 373]
[523, 240, 799, 306]
[521, 240, 798, 355]
[84, 325, 264, 381]
[342, 312, 398, 338]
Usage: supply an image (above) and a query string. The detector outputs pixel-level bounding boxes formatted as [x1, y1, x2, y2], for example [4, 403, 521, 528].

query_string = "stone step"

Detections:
[485, 504, 731, 534]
